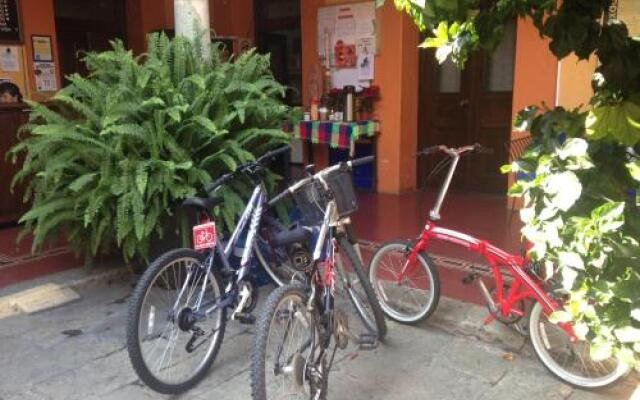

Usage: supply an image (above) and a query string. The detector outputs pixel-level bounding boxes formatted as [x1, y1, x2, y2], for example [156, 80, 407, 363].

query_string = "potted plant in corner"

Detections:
[357, 85, 380, 121]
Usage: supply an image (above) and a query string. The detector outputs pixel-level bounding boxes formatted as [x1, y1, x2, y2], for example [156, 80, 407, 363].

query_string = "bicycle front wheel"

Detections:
[529, 302, 629, 389]
[251, 284, 326, 400]
[126, 249, 226, 394]
[335, 235, 387, 340]
[368, 240, 440, 324]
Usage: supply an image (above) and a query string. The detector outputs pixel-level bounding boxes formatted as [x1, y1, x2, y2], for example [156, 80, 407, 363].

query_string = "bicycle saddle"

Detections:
[181, 196, 224, 212]
[270, 226, 314, 247]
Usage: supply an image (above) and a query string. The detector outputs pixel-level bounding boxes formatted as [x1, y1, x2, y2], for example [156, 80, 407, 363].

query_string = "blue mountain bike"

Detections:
[126, 146, 308, 394]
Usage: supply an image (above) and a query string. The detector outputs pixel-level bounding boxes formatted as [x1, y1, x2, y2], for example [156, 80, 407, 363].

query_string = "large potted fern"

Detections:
[9, 34, 293, 265]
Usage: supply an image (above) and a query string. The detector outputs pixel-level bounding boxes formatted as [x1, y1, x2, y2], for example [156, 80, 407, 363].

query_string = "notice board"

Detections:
[317, 2, 376, 88]
[0, 0, 21, 42]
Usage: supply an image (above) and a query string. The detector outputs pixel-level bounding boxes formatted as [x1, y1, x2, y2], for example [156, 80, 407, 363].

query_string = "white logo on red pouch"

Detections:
[193, 222, 217, 251]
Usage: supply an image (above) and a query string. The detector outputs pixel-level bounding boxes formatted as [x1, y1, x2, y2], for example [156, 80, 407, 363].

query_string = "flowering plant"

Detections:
[357, 85, 380, 113]
[326, 88, 344, 110]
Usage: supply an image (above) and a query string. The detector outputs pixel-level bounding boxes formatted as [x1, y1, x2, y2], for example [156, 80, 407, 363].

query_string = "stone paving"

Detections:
[0, 276, 636, 400]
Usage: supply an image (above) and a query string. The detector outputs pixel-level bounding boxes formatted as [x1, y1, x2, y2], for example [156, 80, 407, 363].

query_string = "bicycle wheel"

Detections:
[335, 235, 387, 340]
[127, 249, 226, 394]
[368, 240, 440, 324]
[529, 302, 629, 389]
[251, 284, 327, 400]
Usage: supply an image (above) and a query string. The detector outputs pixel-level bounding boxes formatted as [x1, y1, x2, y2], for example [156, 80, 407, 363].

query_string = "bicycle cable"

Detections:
[416, 156, 454, 231]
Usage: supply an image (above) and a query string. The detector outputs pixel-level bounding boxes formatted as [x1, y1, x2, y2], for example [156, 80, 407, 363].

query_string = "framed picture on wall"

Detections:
[32, 35, 53, 62]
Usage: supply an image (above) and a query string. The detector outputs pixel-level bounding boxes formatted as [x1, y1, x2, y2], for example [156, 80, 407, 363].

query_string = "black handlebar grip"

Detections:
[259, 145, 291, 164]
[204, 172, 233, 192]
[350, 155, 375, 167]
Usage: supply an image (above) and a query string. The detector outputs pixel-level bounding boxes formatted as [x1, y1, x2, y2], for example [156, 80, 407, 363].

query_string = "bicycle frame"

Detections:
[186, 183, 270, 319]
[406, 145, 577, 341]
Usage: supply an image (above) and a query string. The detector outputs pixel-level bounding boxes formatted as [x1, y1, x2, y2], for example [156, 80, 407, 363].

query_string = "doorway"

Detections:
[417, 21, 516, 194]
[254, 0, 302, 106]
[254, 0, 305, 167]
[54, 0, 127, 84]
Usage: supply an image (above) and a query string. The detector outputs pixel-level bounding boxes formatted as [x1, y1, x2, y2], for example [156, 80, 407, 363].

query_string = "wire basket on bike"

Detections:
[293, 167, 358, 225]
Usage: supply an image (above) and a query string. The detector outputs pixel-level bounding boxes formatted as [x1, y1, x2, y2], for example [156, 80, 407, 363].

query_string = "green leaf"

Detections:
[556, 138, 588, 160]
[69, 173, 98, 192]
[543, 171, 582, 211]
[548, 310, 572, 324]
[558, 252, 585, 270]
[627, 161, 640, 182]
[615, 326, 640, 343]
[590, 341, 613, 361]
[561, 266, 579, 290]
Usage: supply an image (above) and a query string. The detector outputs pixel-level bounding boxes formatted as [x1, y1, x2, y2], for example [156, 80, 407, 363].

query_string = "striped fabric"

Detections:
[285, 120, 379, 155]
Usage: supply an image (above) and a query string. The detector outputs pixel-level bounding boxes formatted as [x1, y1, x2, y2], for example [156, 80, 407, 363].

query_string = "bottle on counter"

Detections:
[310, 98, 319, 121]
[343, 85, 355, 122]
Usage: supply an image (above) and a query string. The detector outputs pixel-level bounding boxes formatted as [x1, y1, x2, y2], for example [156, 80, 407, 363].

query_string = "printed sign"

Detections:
[32, 36, 53, 62]
[0, 46, 18, 72]
[192, 222, 217, 251]
[34, 61, 57, 92]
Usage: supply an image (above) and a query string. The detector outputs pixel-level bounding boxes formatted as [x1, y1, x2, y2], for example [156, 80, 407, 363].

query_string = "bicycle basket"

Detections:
[293, 168, 358, 225]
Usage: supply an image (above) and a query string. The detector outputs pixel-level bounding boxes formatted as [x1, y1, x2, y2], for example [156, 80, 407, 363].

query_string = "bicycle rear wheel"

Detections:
[368, 240, 440, 324]
[126, 249, 226, 394]
[251, 284, 326, 400]
[529, 302, 629, 389]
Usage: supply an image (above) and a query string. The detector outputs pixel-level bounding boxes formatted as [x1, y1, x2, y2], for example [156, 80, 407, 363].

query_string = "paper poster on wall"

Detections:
[0, 46, 19, 72]
[34, 62, 58, 92]
[318, 2, 376, 88]
[32, 36, 53, 62]
[357, 37, 374, 81]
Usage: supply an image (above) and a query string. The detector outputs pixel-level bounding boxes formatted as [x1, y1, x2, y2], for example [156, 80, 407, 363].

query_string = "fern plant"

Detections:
[9, 34, 293, 263]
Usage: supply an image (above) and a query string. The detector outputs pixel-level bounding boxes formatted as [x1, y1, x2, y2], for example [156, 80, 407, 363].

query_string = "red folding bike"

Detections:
[368, 144, 629, 389]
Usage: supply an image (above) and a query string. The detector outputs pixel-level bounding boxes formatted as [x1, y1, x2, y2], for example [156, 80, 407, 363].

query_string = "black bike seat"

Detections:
[271, 226, 313, 247]
[182, 196, 224, 212]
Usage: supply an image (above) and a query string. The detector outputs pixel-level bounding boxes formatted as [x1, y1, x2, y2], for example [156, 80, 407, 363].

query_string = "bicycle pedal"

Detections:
[234, 312, 255, 325]
[358, 333, 378, 351]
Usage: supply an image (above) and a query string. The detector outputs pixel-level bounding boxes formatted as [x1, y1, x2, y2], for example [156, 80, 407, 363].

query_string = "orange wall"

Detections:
[301, 0, 420, 193]
[127, 0, 255, 55]
[19, 0, 62, 101]
[557, 54, 596, 110]
[511, 16, 558, 132]
[508, 16, 558, 192]
[373, 3, 419, 193]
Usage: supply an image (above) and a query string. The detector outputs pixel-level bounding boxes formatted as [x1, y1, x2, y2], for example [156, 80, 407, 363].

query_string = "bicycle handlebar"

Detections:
[267, 155, 375, 208]
[417, 143, 494, 157]
[204, 145, 291, 193]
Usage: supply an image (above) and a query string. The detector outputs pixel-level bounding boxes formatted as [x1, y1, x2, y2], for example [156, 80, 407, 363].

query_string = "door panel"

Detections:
[418, 21, 515, 194]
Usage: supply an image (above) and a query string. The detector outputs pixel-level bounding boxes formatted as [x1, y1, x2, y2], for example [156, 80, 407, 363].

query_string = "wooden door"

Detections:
[54, 0, 126, 83]
[0, 105, 30, 225]
[418, 21, 516, 193]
